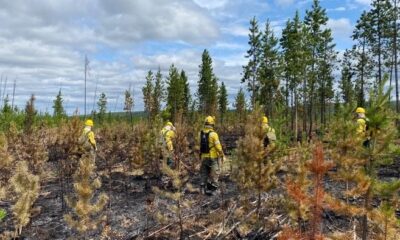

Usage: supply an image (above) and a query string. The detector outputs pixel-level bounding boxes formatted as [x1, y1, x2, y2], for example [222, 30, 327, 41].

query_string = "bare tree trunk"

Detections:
[308, 83, 315, 142]
[295, 90, 298, 142]
[286, 78, 290, 129]
[291, 89, 294, 134]
[360, 39, 366, 106]
[2, 77, 7, 107]
[394, 0, 399, 113]
[11, 79, 16, 110]
[303, 77, 307, 139]
[361, 187, 371, 240]
[84, 55, 88, 117]
[377, 0, 382, 85]
[178, 199, 184, 240]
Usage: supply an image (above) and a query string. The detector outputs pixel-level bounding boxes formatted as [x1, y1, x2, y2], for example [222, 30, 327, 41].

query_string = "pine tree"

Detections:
[0, 133, 13, 206]
[218, 82, 228, 124]
[369, 0, 393, 85]
[339, 50, 355, 103]
[259, 19, 281, 117]
[326, 80, 400, 240]
[153, 68, 164, 117]
[197, 49, 218, 115]
[53, 89, 66, 120]
[392, 0, 399, 113]
[166, 64, 185, 121]
[234, 88, 246, 123]
[97, 92, 107, 122]
[242, 17, 262, 108]
[2, 95, 12, 114]
[24, 94, 37, 135]
[282, 144, 333, 239]
[123, 88, 134, 122]
[10, 161, 40, 237]
[65, 154, 108, 235]
[235, 107, 282, 214]
[152, 119, 194, 239]
[353, 11, 374, 107]
[143, 70, 154, 119]
[304, 0, 330, 137]
[317, 28, 337, 125]
[180, 70, 191, 116]
[281, 11, 309, 138]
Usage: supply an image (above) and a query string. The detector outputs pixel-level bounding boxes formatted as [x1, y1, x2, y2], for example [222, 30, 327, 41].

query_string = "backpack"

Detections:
[200, 130, 213, 154]
[79, 130, 92, 151]
[263, 127, 276, 147]
[365, 118, 370, 131]
[159, 128, 170, 148]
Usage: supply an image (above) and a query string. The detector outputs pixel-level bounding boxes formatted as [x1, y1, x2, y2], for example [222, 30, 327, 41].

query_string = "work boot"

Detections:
[207, 182, 218, 192]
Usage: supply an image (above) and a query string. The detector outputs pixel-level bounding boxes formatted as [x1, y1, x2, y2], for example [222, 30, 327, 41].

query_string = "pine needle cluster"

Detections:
[152, 117, 194, 239]
[326, 80, 400, 239]
[51, 116, 82, 177]
[142, 117, 163, 176]
[0, 133, 13, 200]
[9, 123, 48, 177]
[235, 107, 282, 214]
[9, 161, 40, 236]
[128, 122, 148, 175]
[64, 154, 108, 235]
[280, 144, 333, 240]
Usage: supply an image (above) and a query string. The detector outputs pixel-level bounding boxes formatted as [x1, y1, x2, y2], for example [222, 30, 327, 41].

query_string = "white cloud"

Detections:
[97, 0, 219, 45]
[327, 18, 353, 40]
[193, 0, 228, 9]
[223, 25, 248, 37]
[355, 0, 371, 6]
[274, 0, 294, 7]
[214, 42, 246, 51]
[327, 7, 347, 12]
[0, 0, 222, 113]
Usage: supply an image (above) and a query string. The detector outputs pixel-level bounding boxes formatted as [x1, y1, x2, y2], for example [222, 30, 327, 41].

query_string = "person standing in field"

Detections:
[79, 119, 97, 155]
[199, 116, 225, 195]
[160, 121, 176, 168]
[262, 116, 276, 149]
[355, 107, 370, 147]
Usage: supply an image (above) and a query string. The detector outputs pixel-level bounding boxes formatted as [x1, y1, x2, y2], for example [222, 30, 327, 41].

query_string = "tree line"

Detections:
[8, 0, 397, 137]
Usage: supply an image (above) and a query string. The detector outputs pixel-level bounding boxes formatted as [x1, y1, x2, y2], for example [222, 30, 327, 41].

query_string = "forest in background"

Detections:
[1, 0, 400, 239]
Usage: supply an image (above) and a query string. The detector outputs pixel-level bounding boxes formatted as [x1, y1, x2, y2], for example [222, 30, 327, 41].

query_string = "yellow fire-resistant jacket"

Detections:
[200, 127, 224, 159]
[262, 124, 276, 140]
[161, 126, 175, 152]
[356, 117, 367, 141]
[83, 127, 96, 149]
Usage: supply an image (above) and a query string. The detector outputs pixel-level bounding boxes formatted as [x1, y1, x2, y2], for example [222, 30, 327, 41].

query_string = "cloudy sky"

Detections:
[0, 0, 372, 114]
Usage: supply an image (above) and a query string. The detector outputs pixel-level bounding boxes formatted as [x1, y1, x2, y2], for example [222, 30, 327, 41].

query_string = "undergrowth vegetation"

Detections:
[0, 80, 398, 239]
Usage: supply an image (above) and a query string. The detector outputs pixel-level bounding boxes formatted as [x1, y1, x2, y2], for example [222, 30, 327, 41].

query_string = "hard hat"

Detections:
[205, 116, 215, 125]
[166, 121, 173, 127]
[85, 119, 94, 127]
[262, 116, 268, 124]
[356, 107, 366, 114]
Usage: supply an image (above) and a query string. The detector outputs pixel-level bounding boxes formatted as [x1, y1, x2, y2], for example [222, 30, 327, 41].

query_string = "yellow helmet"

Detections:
[85, 119, 94, 127]
[262, 116, 268, 124]
[205, 116, 215, 125]
[166, 121, 173, 127]
[356, 107, 366, 114]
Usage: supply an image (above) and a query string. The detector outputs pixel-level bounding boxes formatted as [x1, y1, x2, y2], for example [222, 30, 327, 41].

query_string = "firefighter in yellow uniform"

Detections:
[81, 119, 97, 155]
[262, 116, 276, 149]
[160, 121, 176, 168]
[355, 107, 370, 147]
[199, 116, 225, 195]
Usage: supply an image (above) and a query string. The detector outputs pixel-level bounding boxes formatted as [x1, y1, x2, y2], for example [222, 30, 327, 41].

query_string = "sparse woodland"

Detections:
[1, 0, 400, 239]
